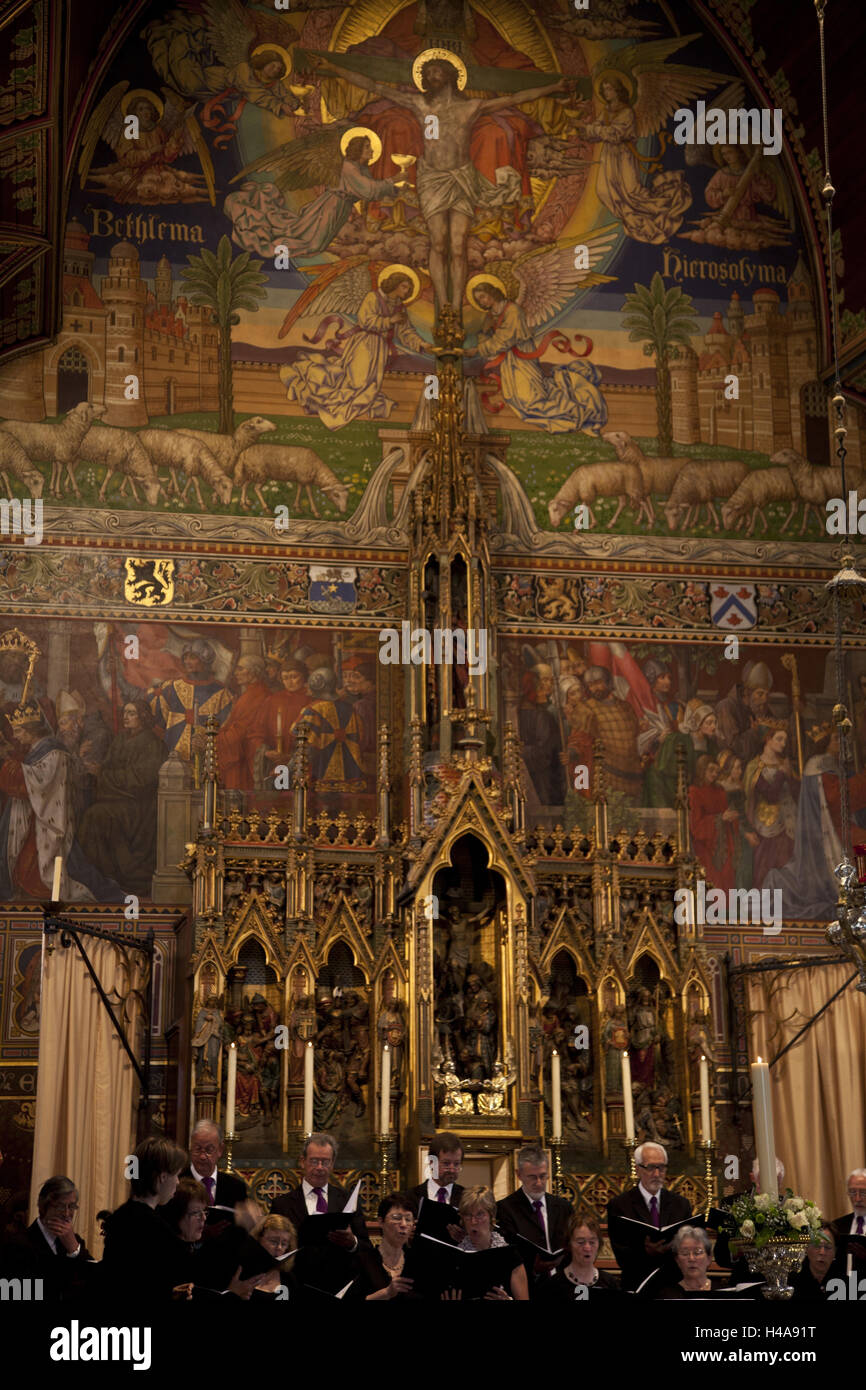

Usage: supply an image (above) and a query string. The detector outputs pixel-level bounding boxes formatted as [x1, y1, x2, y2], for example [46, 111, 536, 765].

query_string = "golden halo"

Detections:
[594, 68, 636, 105]
[466, 273, 508, 310]
[251, 42, 293, 78]
[412, 48, 468, 91]
[378, 263, 421, 303]
[340, 126, 382, 165]
[121, 88, 164, 118]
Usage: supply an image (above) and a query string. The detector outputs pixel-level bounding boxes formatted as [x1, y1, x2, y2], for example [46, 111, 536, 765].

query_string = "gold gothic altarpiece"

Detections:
[183, 311, 714, 1219]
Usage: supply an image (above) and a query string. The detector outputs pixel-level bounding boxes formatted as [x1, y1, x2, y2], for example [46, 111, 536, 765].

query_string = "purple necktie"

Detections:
[857, 1216, 864, 1235]
[203, 1176, 215, 1205]
[437, 1188, 448, 1203]
[532, 1200, 545, 1231]
[649, 1195, 660, 1229]
[313, 1186, 328, 1214]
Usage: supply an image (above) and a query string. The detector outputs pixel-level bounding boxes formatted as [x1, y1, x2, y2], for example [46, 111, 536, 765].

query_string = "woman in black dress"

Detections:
[537, 1210, 620, 1301]
[348, 1191, 418, 1301]
[654, 1225, 718, 1299]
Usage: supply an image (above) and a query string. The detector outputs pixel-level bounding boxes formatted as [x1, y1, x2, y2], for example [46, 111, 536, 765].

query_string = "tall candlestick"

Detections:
[276, 711, 283, 756]
[751, 1056, 778, 1200]
[621, 1051, 635, 1140]
[380, 1043, 391, 1134]
[303, 1041, 314, 1134]
[699, 1054, 711, 1141]
[551, 1049, 562, 1139]
[51, 855, 63, 901]
[225, 1043, 237, 1136]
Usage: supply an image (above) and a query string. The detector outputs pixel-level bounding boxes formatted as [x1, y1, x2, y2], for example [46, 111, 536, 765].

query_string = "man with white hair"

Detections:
[606, 1140, 692, 1291]
[829, 1167, 866, 1276]
[181, 1119, 247, 1226]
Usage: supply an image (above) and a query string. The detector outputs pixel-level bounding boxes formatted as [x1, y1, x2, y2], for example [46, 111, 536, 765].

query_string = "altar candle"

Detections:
[51, 856, 63, 902]
[380, 1043, 391, 1134]
[621, 1051, 635, 1140]
[276, 711, 283, 755]
[551, 1049, 562, 1139]
[751, 1056, 778, 1200]
[225, 1043, 237, 1136]
[699, 1054, 711, 1141]
[303, 1041, 314, 1135]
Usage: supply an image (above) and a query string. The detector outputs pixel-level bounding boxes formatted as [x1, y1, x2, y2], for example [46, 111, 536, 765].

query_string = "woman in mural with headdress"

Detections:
[743, 726, 797, 889]
[279, 265, 427, 431]
[644, 699, 719, 808]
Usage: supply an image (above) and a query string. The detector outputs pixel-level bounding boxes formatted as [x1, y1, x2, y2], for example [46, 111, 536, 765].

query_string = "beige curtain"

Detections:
[30, 933, 146, 1251]
[746, 963, 866, 1219]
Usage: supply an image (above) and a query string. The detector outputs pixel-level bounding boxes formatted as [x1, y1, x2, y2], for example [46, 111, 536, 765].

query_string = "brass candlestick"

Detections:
[225, 1130, 238, 1173]
[549, 1137, 564, 1196]
[624, 1137, 637, 1181]
[375, 1132, 394, 1204]
[698, 1139, 716, 1214]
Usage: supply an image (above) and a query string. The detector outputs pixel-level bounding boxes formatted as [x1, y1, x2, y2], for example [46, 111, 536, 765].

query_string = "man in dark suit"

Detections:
[410, 1131, 465, 1211]
[606, 1142, 691, 1292]
[829, 1167, 866, 1277]
[496, 1144, 573, 1288]
[9, 1175, 92, 1301]
[183, 1120, 247, 1224]
[271, 1131, 370, 1296]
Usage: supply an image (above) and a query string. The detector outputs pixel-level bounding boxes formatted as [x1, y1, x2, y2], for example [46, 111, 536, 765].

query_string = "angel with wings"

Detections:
[467, 227, 617, 432]
[575, 38, 732, 244]
[679, 84, 795, 250]
[225, 128, 402, 258]
[78, 85, 214, 204]
[279, 262, 428, 431]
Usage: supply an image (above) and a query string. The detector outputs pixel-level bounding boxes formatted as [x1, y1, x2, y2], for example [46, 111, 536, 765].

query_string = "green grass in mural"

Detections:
[23, 412, 401, 520]
[507, 432, 821, 540]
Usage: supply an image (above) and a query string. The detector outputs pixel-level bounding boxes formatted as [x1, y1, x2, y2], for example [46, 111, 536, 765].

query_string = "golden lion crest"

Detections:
[124, 557, 175, 607]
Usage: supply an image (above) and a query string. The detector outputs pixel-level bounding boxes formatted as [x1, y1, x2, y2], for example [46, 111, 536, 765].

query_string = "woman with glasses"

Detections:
[654, 1226, 717, 1299]
[537, 1211, 620, 1301]
[441, 1187, 529, 1301]
[347, 1191, 418, 1300]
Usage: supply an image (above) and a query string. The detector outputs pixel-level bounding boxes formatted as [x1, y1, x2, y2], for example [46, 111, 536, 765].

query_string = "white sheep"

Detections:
[772, 448, 865, 536]
[601, 430, 686, 523]
[721, 468, 799, 535]
[548, 460, 645, 529]
[0, 430, 45, 498]
[176, 416, 276, 475]
[137, 428, 232, 507]
[663, 459, 748, 530]
[1, 401, 104, 496]
[233, 443, 349, 515]
[79, 425, 164, 506]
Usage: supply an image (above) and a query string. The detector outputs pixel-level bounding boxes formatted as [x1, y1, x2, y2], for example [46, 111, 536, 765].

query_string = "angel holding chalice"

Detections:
[225, 126, 403, 259]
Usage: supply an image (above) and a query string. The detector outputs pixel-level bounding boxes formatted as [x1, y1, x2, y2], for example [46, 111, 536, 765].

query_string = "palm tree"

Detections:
[180, 236, 268, 434]
[621, 272, 698, 456]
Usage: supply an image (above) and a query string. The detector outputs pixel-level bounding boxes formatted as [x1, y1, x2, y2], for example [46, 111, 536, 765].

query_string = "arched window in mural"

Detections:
[56, 345, 90, 413]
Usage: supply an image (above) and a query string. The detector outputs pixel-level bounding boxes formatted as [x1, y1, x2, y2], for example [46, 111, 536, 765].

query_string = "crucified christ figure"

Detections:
[316, 54, 567, 320]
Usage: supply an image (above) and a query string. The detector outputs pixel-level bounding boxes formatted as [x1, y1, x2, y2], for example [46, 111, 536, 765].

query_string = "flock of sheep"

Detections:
[0, 407, 849, 539]
[548, 429, 857, 536]
[0, 403, 350, 516]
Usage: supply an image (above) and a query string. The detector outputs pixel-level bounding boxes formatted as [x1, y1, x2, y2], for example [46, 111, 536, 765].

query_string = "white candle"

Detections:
[551, 1049, 562, 1139]
[621, 1051, 635, 1140]
[51, 855, 63, 901]
[699, 1054, 711, 1141]
[380, 1043, 391, 1134]
[225, 1042, 237, 1136]
[751, 1056, 778, 1201]
[303, 1040, 314, 1135]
